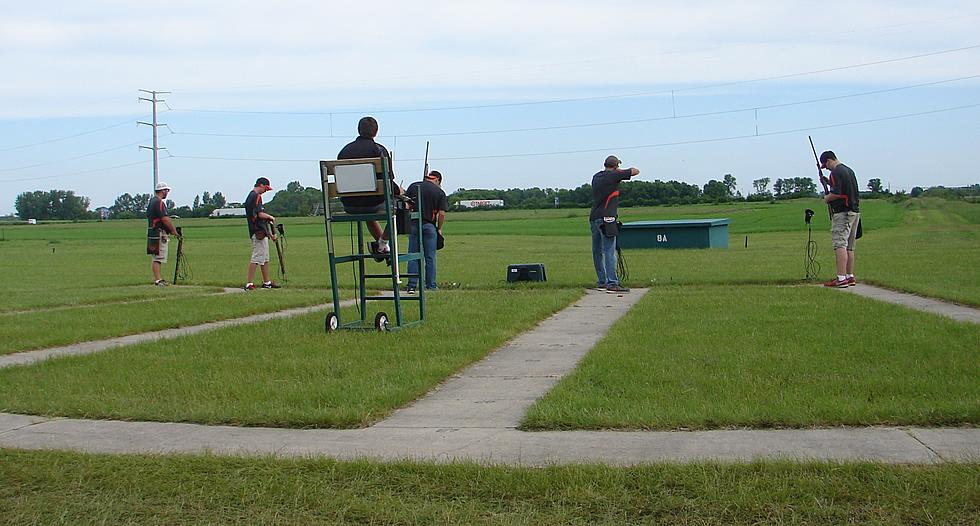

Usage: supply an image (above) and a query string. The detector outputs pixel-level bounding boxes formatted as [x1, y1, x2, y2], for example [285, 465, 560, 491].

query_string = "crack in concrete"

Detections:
[903, 428, 946, 462]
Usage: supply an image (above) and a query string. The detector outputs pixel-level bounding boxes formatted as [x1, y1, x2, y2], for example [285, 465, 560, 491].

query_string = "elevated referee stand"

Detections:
[319, 157, 425, 332]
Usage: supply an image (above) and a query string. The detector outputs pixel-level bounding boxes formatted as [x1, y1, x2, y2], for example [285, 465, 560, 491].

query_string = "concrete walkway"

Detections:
[1, 288, 977, 465]
[0, 302, 342, 369]
[842, 284, 980, 324]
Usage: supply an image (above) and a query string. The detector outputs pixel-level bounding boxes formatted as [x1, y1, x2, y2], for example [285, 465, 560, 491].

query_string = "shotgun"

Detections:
[809, 136, 862, 238]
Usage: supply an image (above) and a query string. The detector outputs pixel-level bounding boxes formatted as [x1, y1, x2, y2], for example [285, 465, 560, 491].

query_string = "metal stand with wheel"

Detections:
[319, 157, 425, 332]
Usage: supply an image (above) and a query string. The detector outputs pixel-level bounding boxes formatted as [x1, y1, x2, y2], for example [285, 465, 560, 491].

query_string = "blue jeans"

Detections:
[591, 218, 618, 286]
[408, 222, 438, 289]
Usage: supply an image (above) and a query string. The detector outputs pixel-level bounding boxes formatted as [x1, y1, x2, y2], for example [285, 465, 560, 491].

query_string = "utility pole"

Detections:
[138, 89, 170, 192]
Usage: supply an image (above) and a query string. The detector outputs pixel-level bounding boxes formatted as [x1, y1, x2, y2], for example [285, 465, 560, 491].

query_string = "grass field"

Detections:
[0, 289, 581, 427]
[523, 285, 980, 430]
[1, 197, 978, 522]
[1, 449, 977, 525]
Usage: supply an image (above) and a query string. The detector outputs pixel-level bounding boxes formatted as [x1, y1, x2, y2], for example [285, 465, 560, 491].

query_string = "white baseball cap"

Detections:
[155, 182, 172, 191]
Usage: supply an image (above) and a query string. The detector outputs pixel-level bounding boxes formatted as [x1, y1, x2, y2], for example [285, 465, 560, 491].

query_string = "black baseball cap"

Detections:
[604, 155, 621, 167]
[819, 151, 836, 169]
[255, 177, 272, 189]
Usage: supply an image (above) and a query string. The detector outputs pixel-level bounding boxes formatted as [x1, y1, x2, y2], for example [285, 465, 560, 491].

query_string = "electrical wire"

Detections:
[0, 159, 153, 183]
[0, 116, 151, 152]
[163, 101, 980, 164]
[165, 74, 980, 140]
[167, 44, 980, 116]
[0, 140, 146, 172]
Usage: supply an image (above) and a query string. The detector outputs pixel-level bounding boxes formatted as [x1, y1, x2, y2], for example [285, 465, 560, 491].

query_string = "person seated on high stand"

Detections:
[337, 116, 403, 260]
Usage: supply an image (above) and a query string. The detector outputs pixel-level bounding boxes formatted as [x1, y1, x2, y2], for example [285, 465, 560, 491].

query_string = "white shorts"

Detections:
[250, 235, 270, 265]
[152, 235, 168, 263]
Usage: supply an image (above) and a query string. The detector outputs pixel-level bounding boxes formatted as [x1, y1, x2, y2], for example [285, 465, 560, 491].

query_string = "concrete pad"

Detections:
[0, 302, 349, 370]
[482, 428, 941, 465]
[1, 288, 974, 466]
[374, 289, 647, 429]
[842, 285, 980, 324]
[378, 398, 535, 428]
[907, 428, 980, 461]
[0, 413, 48, 435]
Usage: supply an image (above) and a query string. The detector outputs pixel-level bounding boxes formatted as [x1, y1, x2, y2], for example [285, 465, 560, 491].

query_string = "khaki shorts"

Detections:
[152, 235, 169, 263]
[250, 235, 270, 264]
[831, 211, 860, 251]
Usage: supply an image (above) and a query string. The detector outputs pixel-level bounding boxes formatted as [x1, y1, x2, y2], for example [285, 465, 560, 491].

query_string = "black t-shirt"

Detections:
[829, 163, 860, 213]
[146, 196, 168, 230]
[406, 180, 449, 225]
[244, 189, 266, 237]
[590, 169, 633, 220]
[337, 136, 401, 207]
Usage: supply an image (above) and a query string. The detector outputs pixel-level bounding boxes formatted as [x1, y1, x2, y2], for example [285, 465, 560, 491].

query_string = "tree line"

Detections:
[11, 179, 980, 220]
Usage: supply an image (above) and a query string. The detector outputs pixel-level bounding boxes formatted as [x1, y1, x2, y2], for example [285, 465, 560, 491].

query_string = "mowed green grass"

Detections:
[523, 285, 980, 430]
[3, 198, 976, 302]
[0, 289, 580, 427]
[2, 449, 977, 525]
[0, 288, 326, 355]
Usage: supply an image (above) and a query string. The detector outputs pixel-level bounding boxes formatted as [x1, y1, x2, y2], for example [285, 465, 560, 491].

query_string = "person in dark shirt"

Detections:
[590, 155, 639, 294]
[243, 177, 280, 290]
[819, 150, 861, 288]
[337, 116, 403, 259]
[146, 181, 178, 286]
[404, 170, 449, 293]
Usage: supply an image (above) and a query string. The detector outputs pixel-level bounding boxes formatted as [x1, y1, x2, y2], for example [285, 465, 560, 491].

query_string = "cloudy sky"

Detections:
[1, 1, 978, 214]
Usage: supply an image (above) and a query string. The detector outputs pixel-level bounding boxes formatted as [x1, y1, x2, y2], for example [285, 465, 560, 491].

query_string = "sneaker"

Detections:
[261, 281, 281, 289]
[596, 284, 607, 291]
[846, 276, 857, 287]
[823, 278, 848, 289]
[244, 283, 256, 291]
[368, 241, 390, 262]
[154, 279, 169, 287]
[605, 284, 630, 294]
[404, 286, 417, 295]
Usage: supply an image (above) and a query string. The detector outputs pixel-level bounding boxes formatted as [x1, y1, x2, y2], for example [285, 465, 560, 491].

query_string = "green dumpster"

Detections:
[618, 219, 730, 249]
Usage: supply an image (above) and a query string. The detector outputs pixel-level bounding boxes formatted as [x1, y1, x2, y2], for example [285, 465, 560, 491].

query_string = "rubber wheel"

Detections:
[374, 312, 389, 332]
[324, 312, 339, 333]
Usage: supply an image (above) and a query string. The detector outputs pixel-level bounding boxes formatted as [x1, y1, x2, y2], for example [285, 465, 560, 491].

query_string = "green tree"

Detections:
[15, 190, 91, 220]
[867, 178, 884, 194]
[723, 174, 737, 196]
[109, 193, 151, 219]
[702, 180, 731, 202]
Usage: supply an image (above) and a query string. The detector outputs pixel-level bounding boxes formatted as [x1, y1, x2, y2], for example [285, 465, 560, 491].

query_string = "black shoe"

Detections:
[261, 281, 281, 289]
[368, 241, 390, 263]
[605, 284, 630, 294]
[404, 286, 417, 295]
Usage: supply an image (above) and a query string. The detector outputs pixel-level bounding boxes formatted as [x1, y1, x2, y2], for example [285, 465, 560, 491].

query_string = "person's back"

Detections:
[337, 118, 400, 210]
[407, 179, 448, 224]
[829, 163, 860, 213]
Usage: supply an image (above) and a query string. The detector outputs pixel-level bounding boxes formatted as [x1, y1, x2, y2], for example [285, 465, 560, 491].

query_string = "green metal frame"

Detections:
[319, 157, 425, 332]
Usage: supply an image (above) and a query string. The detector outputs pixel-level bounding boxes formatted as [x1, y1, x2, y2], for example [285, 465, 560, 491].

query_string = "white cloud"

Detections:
[0, 1, 977, 117]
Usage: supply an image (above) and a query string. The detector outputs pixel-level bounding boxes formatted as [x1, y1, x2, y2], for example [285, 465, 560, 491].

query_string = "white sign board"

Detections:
[334, 163, 377, 194]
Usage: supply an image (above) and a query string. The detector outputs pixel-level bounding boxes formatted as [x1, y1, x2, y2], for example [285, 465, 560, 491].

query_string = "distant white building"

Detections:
[456, 199, 504, 209]
[209, 207, 247, 217]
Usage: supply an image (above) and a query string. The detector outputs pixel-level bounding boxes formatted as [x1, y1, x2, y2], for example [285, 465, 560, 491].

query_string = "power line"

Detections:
[0, 159, 153, 183]
[168, 43, 980, 116]
[166, 12, 979, 97]
[0, 140, 146, 172]
[164, 102, 979, 163]
[167, 74, 980, 139]
[0, 117, 146, 152]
